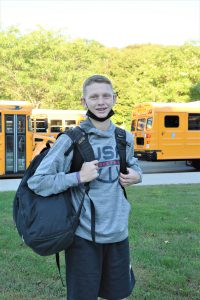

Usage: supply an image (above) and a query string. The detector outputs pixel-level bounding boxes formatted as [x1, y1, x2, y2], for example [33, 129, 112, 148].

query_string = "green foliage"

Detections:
[0, 28, 200, 129]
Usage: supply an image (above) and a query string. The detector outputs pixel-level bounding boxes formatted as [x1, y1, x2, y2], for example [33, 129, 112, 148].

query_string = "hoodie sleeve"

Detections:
[27, 134, 79, 196]
[126, 131, 142, 183]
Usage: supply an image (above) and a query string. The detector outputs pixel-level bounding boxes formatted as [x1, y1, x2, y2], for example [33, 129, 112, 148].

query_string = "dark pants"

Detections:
[65, 236, 135, 300]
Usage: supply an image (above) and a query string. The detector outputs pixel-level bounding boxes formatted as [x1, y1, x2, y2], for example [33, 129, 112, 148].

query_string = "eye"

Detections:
[103, 94, 112, 99]
[90, 95, 98, 100]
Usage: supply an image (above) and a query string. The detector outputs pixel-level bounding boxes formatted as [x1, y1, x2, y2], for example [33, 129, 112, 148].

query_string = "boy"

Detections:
[28, 75, 142, 300]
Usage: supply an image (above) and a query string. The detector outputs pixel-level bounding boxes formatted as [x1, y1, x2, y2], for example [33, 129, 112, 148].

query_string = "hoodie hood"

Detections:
[80, 118, 115, 138]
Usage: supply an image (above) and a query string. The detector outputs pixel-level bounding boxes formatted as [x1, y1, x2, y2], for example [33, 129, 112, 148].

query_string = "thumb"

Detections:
[91, 160, 99, 165]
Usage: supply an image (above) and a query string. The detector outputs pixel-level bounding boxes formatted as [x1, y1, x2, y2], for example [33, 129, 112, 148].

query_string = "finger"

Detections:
[92, 160, 99, 165]
[119, 178, 127, 187]
[119, 176, 126, 184]
[126, 168, 131, 173]
[91, 164, 99, 170]
[120, 175, 131, 184]
[93, 170, 99, 179]
[120, 172, 128, 179]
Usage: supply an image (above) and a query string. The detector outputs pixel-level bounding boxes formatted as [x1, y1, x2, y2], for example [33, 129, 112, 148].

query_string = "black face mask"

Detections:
[86, 109, 115, 122]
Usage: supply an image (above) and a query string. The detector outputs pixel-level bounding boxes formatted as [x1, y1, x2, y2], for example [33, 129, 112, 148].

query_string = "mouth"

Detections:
[96, 107, 108, 113]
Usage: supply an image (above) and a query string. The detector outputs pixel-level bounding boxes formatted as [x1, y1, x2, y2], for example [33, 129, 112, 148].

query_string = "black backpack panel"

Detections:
[13, 127, 95, 256]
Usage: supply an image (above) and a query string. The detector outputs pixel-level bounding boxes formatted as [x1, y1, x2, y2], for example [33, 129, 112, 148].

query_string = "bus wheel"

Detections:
[191, 160, 200, 170]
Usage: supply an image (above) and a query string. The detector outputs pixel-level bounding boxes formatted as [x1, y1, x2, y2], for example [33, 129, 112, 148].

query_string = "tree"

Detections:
[0, 28, 200, 129]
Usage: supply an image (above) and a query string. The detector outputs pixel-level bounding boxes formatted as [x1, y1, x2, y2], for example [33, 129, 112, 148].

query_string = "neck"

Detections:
[89, 118, 111, 131]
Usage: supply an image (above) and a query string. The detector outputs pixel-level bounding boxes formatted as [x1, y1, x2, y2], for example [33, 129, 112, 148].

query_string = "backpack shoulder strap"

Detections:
[69, 126, 95, 162]
[67, 127, 96, 242]
[75, 127, 95, 162]
[115, 127, 128, 175]
[115, 127, 129, 199]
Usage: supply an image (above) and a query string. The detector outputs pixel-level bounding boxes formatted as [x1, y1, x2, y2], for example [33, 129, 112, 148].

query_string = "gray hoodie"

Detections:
[27, 119, 142, 243]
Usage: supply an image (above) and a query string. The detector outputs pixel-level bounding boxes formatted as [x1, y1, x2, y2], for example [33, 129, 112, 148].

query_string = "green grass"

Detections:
[0, 185, 200, 300]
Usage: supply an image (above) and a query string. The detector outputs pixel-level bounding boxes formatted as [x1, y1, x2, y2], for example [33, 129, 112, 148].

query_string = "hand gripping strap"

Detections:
[115, 127, 128, 175]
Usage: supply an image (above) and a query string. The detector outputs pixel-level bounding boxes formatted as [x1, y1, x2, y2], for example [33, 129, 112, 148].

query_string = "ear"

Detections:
[113, 93, 117, 105]
[81, 97, 87, 108]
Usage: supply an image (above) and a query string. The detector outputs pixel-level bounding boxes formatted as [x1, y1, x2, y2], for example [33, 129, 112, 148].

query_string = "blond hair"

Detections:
[83, 75, 114, 97]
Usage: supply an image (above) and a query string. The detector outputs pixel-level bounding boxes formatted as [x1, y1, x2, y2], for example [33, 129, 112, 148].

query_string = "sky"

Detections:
[0, 0, 200, 48]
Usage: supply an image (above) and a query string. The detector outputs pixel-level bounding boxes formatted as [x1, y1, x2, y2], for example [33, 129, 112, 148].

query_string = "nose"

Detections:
[96, 96, 105, 105]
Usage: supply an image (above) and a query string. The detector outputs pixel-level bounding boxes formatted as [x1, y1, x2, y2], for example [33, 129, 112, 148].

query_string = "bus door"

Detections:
[5, 114, 26, 174]
[158, 112, 185, 159]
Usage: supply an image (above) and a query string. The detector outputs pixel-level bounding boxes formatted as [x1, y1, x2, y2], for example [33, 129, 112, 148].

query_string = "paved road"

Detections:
[139, 160, 195, 174]
[1, 162, 199, 192]
[0, 179, 22, 191]
[137, 172, 200, 186]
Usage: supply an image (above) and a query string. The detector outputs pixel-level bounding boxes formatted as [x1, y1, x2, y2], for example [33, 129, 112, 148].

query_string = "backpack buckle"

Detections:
[78, 136, 86, 144]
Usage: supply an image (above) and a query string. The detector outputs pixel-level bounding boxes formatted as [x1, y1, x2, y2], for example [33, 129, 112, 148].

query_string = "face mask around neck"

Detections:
[86, 109, 115, 122]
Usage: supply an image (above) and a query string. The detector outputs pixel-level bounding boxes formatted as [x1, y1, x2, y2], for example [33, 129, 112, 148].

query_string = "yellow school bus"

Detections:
[31, 109, 86, 138]
[0, 102, 86, 177]
[0, 100, 33, 177]
[131, 101, 200, 169]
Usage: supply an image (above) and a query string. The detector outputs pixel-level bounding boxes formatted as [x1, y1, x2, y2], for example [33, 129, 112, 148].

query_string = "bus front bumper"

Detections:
[134, 150, 159, 161]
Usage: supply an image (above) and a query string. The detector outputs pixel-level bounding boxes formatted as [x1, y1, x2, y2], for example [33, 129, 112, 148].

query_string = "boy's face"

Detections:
[81, 82, 116, 119]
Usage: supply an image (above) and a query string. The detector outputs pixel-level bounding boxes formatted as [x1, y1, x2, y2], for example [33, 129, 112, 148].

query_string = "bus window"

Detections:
[31, 120, 35, 130]
[0, 113, 1, 132]
[27, 116, 32, 131]
[131, 120, 136, 131]
[65, 120, 76, 130]
[36, 119, 48, 133]
[6, 115, 14, 133]
[146, 117, 153, 130]
[17, 135, 26, 171]
[188, 113, 200, 130]
[165, 116, 179, 128]
[137, 118, 146, 131]
[50, 120, 62, 133]
[31, 109, 86, 137]
[17, 115, 26, 133]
